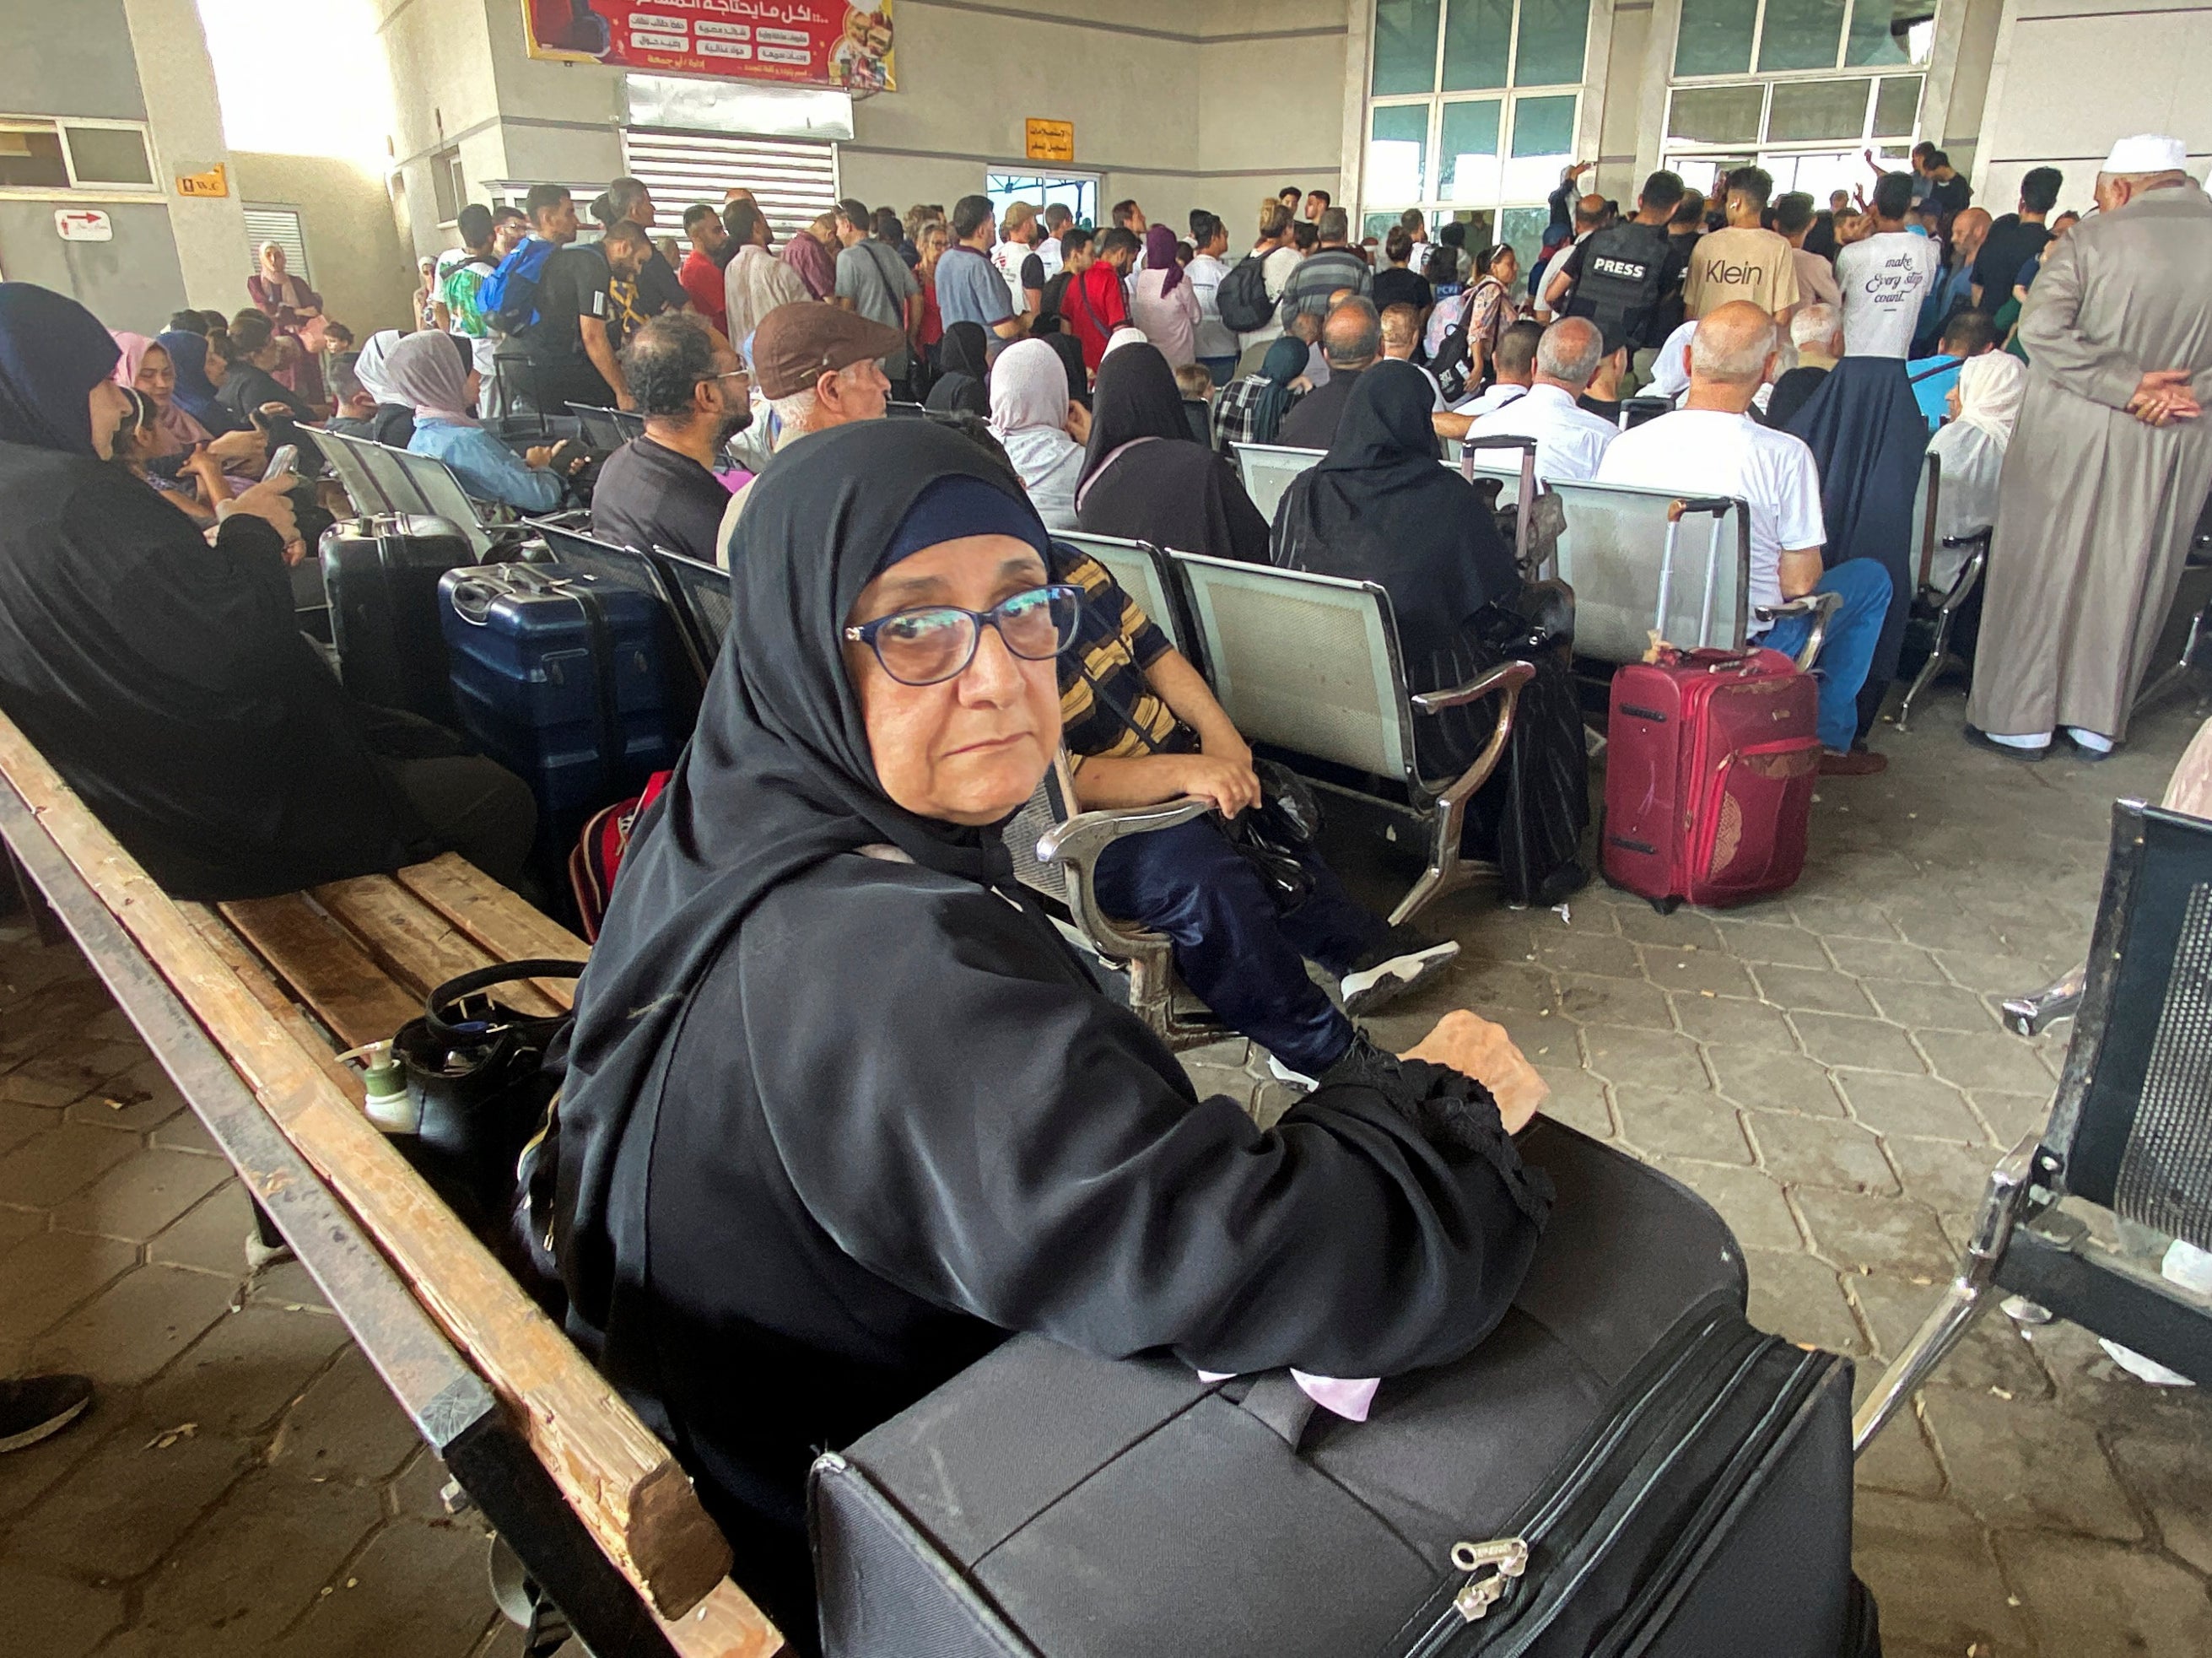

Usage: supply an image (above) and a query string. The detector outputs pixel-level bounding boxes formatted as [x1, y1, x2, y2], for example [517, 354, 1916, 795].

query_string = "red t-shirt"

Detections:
[678, 248, 728, 337]
[1063, 262, 1129, 371]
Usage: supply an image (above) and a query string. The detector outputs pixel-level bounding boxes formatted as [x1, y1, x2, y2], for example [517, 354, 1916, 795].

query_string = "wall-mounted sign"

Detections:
[54, 208, 113, 242]
[176, 164, 229, 197]
[1024, 119, 1074, 164]
[521, 1, 895, 93]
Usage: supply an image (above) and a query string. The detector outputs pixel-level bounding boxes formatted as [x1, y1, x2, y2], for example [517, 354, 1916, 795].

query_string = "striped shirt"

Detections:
[1277, 247, 1373, 325]
[1047, 547, 1189, 762]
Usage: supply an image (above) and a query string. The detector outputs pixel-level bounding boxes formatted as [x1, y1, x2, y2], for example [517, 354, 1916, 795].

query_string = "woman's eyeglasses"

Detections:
[845, 584, 1082, 686]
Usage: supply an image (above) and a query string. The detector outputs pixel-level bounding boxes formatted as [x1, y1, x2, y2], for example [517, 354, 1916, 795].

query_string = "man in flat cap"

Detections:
[716, 301, 905, 562]
[1968, 135, 2212, 758]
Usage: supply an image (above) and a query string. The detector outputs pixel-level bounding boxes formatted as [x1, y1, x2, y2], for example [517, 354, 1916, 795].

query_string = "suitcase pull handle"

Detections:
[448, 578, 501, 626]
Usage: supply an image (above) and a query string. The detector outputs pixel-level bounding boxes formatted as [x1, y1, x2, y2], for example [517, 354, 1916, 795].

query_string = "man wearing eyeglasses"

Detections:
[1045, 543, 1461, 1085]
[591, 312, 752, 567]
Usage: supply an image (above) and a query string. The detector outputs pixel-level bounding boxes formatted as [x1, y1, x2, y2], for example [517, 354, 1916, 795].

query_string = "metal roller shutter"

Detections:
[619, 129, 839, 246]
[243, 205, 310, 281]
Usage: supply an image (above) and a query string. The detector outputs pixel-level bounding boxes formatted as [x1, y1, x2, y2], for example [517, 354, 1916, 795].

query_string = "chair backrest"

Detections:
[1055, 532, 1188, 657]
[2044, 800, 2212, 1250]
[1910, 451, 1940, 587]
[1545, 479, 1751, 662]
[383, 446, 499, 559]
[1166, 548, 1416, 785]
[1231, 442, 1326, 521]
[566, 403, 629, 449]
[653, 548, 734, 667]
[310, 427, 393, 517]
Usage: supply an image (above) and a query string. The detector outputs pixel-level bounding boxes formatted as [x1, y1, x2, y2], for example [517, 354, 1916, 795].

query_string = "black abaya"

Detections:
[925, 320, 990, 419]
[1074, 342, 1270, 562]
[553, 419, 1551, 1644]
[1273, 361, 1589, 905]
[0, 283, 432, 900]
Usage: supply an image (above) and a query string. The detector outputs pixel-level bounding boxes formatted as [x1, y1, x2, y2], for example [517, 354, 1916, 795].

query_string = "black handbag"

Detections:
[387, 959, 584, 1234]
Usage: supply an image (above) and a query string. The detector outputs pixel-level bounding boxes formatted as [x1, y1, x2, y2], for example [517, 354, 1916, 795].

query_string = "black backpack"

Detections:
[1215, 252, 1276, 334]
[1564, 221, 1675, 348]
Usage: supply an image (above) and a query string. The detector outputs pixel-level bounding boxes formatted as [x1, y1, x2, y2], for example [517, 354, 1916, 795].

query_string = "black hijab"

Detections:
[925, 320, 991, 418]
[1073, 343, 1271, 563]
[156, 328, 243, 435]
[0, 283, 119, 456]
[1271, 359, 1517, 666]
[557, 419, 1044, 1325]
[1040, 328, 1091, 403]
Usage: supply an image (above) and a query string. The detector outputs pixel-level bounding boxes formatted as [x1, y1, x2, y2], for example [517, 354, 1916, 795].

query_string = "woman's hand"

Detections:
[1176, 752, 1262, 818]
[1065, 401, 1092, 444]
[205, 429, 267, 470]
[1401, 1011, 1548, 1134]
[226, 477, 299, 552]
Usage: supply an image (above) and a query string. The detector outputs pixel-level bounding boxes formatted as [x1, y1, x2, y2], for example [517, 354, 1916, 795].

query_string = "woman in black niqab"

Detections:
[1273, 361, 1589, 905]
[0, 282, 444, 899]
[1073, 340, 1271, 562]
[552, 417, 1552, 1649]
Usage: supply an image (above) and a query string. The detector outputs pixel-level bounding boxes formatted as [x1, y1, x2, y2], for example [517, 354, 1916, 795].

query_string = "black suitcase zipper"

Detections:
[1393, 1299, 1807, 1658]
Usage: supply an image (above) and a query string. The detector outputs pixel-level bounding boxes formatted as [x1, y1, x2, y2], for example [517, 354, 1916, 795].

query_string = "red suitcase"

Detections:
[1602, 503, 1821, 910]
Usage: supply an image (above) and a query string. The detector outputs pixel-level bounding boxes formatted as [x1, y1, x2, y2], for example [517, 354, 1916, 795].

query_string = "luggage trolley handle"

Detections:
[1659, 498, 1735, 647]
[1459, 435, 1541, 574]
[446, 562, 575, 627]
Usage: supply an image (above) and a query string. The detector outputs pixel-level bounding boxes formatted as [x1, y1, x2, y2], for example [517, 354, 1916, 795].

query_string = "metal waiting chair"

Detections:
[2133, 524, 2212, 719]
[1167, 548, 1533, 926]
[1894, 527, 1989, 732]
[564, 402, 631, 450]
[1230, 442, 1326, 522]
[315, 427, 500, 560]
[1054, 531, 1197, 663]
[1855, 799, 2212, 1454]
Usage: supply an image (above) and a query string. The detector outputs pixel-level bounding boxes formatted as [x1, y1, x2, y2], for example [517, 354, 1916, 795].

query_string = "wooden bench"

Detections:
[0, 710, 782, 1658]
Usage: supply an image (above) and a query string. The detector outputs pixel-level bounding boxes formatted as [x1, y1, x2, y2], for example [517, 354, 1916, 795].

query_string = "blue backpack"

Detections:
[482, 236, 555, 335]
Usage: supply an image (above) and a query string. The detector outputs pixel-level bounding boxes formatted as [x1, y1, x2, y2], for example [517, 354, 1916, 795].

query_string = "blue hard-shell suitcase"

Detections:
[438, 563, 679, 845]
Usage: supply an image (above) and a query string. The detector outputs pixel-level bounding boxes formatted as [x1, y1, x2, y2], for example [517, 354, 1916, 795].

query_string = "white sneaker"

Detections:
[1265, 1055, 1318, 1091]
[1340, 927, 1461, 1018]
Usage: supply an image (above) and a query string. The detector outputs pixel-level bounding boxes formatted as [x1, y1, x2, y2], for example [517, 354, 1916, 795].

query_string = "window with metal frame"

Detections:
[0, 116, 158, 195]
[1361, 0, 1592, 277]
[619, 127, 839, 248]
[986, 174, 1098, 232]
[1662, 73, 1923, 207]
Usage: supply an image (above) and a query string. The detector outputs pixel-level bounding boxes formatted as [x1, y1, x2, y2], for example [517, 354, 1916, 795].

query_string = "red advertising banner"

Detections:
[521, 1, 896, 93]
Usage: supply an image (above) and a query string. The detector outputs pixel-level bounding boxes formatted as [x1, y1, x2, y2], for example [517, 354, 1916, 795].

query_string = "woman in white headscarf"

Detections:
[987, 337, 1090, 531]
[349, 330, 417, 446]
[1926, 351, 2026, 586]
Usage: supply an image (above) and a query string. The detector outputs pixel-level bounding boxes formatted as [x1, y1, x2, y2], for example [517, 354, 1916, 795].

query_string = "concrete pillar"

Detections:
[121, 0, 250, 312]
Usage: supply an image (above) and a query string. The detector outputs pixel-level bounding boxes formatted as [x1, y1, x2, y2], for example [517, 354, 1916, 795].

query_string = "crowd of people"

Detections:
[0, 139, 2208, 1646]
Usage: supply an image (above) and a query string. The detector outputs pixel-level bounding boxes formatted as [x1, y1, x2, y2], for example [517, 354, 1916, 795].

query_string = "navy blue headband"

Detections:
[875, 473, 1051, 576]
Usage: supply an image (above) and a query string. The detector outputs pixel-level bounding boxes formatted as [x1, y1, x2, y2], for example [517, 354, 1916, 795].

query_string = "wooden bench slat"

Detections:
[219, 894, 427, 1051]
[311, 874, 568, 1021]
[181, 904, 371, 1110]
[396, 853, 587, 1011]
[0, 714, 770, 1654]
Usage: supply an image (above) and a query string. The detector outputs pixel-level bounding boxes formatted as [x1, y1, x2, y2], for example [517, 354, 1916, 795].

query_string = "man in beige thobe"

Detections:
[1967, 135, 2212, 756]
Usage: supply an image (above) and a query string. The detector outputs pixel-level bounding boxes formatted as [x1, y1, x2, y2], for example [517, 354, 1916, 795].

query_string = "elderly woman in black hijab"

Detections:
[924, 319, 992, 419]
[1074, 341, 1270, 562]
[552, 418, 1555, 1644]
[1273, 360, 1590, 905]
[0, 283, 535, 900]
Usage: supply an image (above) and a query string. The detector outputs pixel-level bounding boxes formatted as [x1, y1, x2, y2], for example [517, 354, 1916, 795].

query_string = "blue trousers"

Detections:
[1093, 818, 1385, 1075]
[1757, 559, 1894, 753]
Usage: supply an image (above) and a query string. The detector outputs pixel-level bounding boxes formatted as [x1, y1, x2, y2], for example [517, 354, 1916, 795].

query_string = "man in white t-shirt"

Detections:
[1596, 301, 1893, 773]
[1464, 316, 1619, 483]
[1433, 319, 1540, 437]
[1833, 173, 1941, 358]
[1184, 209, 1239, 383]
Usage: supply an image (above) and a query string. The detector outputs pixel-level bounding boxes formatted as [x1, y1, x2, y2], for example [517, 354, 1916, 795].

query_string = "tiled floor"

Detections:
[3, 690, 2209, 1655]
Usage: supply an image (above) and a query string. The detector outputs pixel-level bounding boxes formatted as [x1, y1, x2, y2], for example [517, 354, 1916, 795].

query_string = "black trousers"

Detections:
[382, 754, 537, 894]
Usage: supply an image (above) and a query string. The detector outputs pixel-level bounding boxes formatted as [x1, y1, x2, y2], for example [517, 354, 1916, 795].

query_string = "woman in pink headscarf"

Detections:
[1130, 224, 1200, 368]
[111, 332, 267, 483]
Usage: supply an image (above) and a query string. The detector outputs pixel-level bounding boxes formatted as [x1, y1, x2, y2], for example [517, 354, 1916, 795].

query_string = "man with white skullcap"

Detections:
[1967, 135, 2212, 758]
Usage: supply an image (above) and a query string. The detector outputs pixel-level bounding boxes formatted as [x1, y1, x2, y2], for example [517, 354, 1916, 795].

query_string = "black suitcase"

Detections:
[810, 1122, 1874, 1658]
[321, 513, 476, 730]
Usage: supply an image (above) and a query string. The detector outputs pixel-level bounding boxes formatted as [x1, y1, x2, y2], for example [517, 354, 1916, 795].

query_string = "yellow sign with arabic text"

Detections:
[1024, 119, 1075, 164]
[176, 164, 229, 198]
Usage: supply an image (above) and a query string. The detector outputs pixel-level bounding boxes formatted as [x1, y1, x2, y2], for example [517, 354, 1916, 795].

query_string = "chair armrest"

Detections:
[1942, 529, 1993, 549]
[1036, 797, 1212, 868]
[1410, 659, 1535, 716]
[1754, 591, 1842, 673]
[1037, 796, 1213, 966]
[2002, 962, 2085, 1037]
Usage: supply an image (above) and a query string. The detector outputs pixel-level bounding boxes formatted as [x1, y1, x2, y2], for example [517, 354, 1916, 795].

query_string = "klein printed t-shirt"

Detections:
[1681, 227, 1800, 320]
[1834, 232, 1941, 359]
[1594, 408, 1826, 615]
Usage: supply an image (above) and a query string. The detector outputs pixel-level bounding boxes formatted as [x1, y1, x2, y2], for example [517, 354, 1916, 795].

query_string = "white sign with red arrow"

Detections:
[54, 208, 114, 242]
